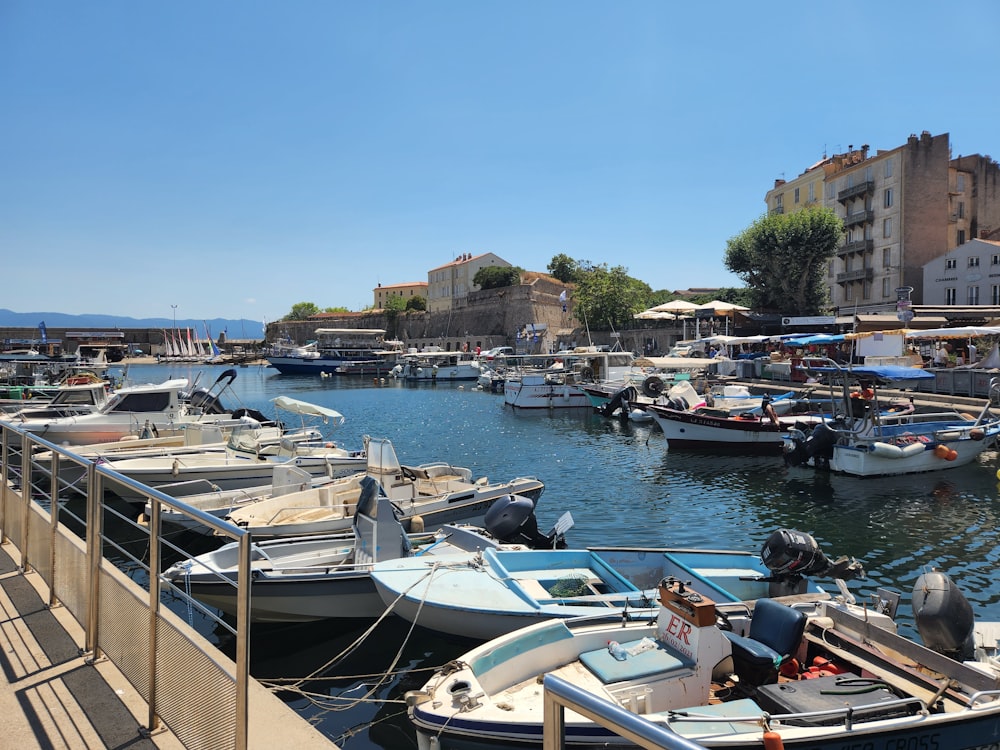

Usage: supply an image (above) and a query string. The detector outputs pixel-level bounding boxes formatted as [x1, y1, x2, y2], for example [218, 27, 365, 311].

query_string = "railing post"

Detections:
[48, 450, 60, 608]
[0, 425, 8, 544]
[142, 492, 163, 735]
[18, 430, 32, 571]
[85, 461, 102, 660]
[235, 533, 252, 750]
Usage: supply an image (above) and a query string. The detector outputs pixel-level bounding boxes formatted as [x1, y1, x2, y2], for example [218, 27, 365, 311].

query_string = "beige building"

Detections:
[426, 252, 512, 313]
[372, 281, 428, 309]
[765, 131, 1000, 314]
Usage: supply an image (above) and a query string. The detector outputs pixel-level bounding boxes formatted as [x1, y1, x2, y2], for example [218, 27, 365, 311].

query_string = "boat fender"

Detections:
[762, 730, 785, 750]
[970, 428, 985, 441]
[870, 442, 904, 458]
[934, 444, 950, 459]
[899, 442, 926, 457]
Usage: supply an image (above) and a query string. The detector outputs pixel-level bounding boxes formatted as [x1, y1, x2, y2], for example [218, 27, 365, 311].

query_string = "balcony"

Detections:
[836, 238, 874, 257]
[770, 205, 784, 215]
[843, 209, 874, 228]
[835, 267, 874, 284]
[837, 181, 875, 203]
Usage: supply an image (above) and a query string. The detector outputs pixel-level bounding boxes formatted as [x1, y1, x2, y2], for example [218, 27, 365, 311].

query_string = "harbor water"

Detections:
[119, 363, 1000, 749]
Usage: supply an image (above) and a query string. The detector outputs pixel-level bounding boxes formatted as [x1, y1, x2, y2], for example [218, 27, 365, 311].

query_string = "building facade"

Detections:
[372, 281, 428, 309]
[922, 238, 1000, 306]
[426, 252, 511, 313]
[765, 131, 1000, 314]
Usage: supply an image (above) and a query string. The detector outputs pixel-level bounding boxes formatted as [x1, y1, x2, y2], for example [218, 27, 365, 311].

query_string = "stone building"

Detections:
[426, 252, 511, 313]
[372, 281, 427, 309]
[765, 131, 1000, 314]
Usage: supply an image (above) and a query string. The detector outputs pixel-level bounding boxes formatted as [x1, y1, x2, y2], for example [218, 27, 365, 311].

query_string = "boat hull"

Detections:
[645, 405, 799, 454]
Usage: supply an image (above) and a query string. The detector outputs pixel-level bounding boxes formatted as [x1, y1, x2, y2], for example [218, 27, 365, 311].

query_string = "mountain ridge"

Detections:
[0, 309, 265, 338]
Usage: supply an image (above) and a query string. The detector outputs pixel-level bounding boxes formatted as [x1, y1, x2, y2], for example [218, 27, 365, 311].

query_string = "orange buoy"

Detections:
[763, 730, 785, 749]
[934, 444, 950, 459]
[947, 448, 958, 461]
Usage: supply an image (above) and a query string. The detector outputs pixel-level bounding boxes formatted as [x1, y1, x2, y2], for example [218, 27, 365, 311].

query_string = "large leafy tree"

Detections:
[574, 263, 651, 330]
[285, 302, 320, 321]
[547, 253, 583, 283]
[724, 207, 842, 315]
[474, 266, 521, 289]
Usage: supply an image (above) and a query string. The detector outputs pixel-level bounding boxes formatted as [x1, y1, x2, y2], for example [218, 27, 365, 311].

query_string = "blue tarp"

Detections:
[806, 364, 934, 383]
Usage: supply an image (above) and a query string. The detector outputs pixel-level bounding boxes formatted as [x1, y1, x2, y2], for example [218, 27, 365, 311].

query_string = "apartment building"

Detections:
[922, 238, 1000, 306]
[372, 281, 428, 309]
[765, 131, 1000, 314]
[426, 252, 511, 313]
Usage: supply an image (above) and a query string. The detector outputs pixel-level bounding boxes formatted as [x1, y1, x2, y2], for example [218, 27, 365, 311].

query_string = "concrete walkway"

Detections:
[0, 540, 184, 750]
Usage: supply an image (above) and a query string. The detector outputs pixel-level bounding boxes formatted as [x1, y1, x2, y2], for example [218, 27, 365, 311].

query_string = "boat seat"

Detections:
[722, 598, 807, 687]
[580, 638, 693, 684]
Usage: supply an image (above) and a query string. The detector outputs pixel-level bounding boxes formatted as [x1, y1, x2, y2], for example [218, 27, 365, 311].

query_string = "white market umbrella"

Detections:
[650, 299, 699, 312]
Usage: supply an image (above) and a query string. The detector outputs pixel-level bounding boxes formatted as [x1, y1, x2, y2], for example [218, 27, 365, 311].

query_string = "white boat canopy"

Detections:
[271, 396, 345, 425]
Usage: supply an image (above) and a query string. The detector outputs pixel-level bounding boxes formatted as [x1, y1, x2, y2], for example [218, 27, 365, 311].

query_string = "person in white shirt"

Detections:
[968, 341, 978, 365]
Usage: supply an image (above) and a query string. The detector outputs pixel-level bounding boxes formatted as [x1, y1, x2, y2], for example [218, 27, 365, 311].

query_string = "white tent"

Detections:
[651, 299, 699, 312]
[905, 326, 1000, 339]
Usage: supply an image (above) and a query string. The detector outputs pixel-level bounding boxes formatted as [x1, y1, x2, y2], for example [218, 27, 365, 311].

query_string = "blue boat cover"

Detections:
[805, 365, 934, 383]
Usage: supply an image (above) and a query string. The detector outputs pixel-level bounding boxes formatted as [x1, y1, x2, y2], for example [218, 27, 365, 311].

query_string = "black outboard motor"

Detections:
[783, 421, 840, 467]
[484, 494, 567, 549]
[760, 529, 865, 596]
[913, 569, 975, 661]
[231, 406, 274, 425]
[188, 387, 229, 414]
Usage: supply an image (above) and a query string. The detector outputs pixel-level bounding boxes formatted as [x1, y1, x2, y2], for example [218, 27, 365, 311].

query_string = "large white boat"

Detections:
[8, 371, 240, 445]
[265, 328, 404, 375]
[502, 350, 636, 409]
[394, 351, 484, 381]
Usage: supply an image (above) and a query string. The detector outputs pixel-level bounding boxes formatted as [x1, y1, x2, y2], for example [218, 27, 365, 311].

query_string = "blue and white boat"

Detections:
[265, 328, 404, 376]
[371, 529, 859, 641]
[405, 565, 1000, 749]
[784, 361, 1000, 476]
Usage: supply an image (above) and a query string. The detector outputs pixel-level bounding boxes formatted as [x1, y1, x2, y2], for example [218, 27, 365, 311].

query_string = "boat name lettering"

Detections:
[801, 733, 942, 750]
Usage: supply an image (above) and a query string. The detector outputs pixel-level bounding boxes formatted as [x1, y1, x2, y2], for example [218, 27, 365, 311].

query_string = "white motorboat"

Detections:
[99, 396, 367, 503]
[405, 561, 1000, 749]
[217, 436, 545, 537]
[160, 477, 552, 622]
[392, 351, 483, 381]
[502, 350, 637, 409]
[784, 362, 1000, 476]
[9, 369, 241, 445]
[370, 529, 858, 641]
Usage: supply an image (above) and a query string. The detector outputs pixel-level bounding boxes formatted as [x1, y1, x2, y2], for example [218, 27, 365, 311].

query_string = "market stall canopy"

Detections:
[695, 300, 750, 315]
[632, 356, 717, 369]
[786, 334, 846, 346]
[905, 326, 1000, 339]
[651, 299, 700, 312]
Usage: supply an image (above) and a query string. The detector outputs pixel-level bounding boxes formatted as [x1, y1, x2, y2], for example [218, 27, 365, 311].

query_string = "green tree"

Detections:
[474, 266, 521, 289]
[405, 295, 427, 311]
[575, 264, 651, 330]
[323, 306, 350, 313]
[724, 206, 842, 315]
[547, 253, 582, 283]
[285, 302, 320, 321]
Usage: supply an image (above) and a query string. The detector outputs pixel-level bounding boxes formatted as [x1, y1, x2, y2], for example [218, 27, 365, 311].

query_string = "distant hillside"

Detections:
[0, 310, 265, 339]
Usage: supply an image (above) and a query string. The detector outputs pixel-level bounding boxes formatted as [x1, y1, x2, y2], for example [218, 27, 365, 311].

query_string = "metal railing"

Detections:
[542, 674, 707, 749]
[0, 418, 333, 750]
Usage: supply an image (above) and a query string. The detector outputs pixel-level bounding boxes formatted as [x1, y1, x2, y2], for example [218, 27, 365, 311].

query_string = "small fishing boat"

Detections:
[371, 529, 861, 641]
[183, 436, 544, 537]
[161, 478, 560, 622]
[405, 560, 1000, 749]
[784, 361, 1000, 476]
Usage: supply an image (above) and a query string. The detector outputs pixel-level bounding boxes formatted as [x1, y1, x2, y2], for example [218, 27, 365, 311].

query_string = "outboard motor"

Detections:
[783, 421, 840, 467]
[912, 569, 975, 661]
[597, 385, 637, 419]
[484, 494, 567, 549]
[230, 407, 274, 425]
[760, 529, 865, 596]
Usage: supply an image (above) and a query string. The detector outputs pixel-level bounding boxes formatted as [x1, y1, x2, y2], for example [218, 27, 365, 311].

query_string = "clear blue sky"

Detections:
[2, 1, 998, 323]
